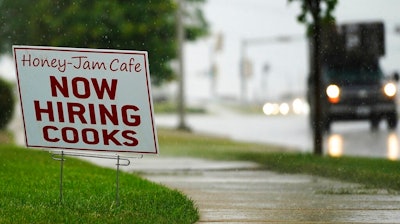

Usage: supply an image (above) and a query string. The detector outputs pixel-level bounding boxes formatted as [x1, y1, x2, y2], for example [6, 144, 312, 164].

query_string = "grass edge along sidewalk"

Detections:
[0, 144, 199, 224]
[158, 128, 400, 192]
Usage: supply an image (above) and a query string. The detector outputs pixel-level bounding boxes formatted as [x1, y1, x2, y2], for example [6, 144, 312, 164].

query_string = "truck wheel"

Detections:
[370, 118, 380, 131]
[323, 118, 331, 133]
[387, 113, 398, 130]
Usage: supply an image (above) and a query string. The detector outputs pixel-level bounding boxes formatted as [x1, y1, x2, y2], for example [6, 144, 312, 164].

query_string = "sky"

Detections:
[1, 0, 400, 104]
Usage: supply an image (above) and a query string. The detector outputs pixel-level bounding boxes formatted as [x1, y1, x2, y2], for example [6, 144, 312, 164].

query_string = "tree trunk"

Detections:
[309, 0, 323, 155]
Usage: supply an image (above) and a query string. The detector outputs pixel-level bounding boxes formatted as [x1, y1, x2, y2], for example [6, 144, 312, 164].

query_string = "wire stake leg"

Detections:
[50, 151, 135, 207]
[59, 151, 64, 204]
[116, 155, 120, 207]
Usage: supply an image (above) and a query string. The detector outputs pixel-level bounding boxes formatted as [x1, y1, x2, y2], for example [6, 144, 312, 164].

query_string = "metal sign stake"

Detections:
[116, 155, 120, 207]
[51, 151, 135, 207]
[60, 151, 64, 203]
[51, 150, 65, 204]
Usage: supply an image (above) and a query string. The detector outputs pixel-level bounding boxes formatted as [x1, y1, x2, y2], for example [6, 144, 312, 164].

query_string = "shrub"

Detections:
[0, 77, 15, 130]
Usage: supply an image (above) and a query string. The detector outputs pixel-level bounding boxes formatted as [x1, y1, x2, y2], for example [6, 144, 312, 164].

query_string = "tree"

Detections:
[289, 0, 337, 155]
[0, 77, 15, 130]
[0, 0, 208, 85]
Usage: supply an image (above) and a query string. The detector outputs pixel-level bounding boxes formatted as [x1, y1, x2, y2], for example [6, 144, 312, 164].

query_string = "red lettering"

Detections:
[102, 129, 121, 145]
[42, 126, 139, 147]
[88, 103, 96, 124]
[110, 59, 119, 71]
[122, 130, 138, 146]
[120, 62, 128, 72]
[34, 100, 54, 122]
[134, 60, 142, 72]
[62, 127, 79, 143]
[122, 105, 140, 126]
[92, 61, 107, 70]
[67, 102, 87, 123]
[99, 104, 118, 125]
[110, 58, 141, 73]
[49, 76, 118, 100]
[50, 76, 69, 97]
[36, 101, 140, 125]
[91, 78, 117, 100]
[82, 128, 99, 144]
[43, 126, 59, 142]
[72, 77, 90, 99]
[22, 55, 66, 72]
[56, 102, 65, 122]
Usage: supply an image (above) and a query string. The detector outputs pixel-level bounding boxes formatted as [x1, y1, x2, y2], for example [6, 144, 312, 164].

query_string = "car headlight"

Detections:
[384, 82, 397, 97]
[326, 84, 340, 103]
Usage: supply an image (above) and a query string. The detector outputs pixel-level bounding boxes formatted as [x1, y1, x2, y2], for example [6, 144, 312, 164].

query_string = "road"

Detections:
[155, 108, 400, 160]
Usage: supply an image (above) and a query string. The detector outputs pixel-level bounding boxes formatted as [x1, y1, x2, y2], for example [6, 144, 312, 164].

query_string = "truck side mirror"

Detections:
[393, 72, 399, 82]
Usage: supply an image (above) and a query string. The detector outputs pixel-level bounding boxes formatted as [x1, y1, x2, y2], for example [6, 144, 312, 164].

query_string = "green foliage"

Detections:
[0, 145, 199, 223]
[0, 77, 15, 130]
[0, 0, 208, 85]
[288, 0, 338, 34]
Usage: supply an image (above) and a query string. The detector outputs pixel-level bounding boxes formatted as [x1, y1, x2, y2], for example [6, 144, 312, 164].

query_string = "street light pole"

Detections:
[240, 40, 248, 104]
[176, 0, 189, 130]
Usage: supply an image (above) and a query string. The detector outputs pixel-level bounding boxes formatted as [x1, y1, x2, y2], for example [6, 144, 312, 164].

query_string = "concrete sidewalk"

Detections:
[83, 156, 400, 224]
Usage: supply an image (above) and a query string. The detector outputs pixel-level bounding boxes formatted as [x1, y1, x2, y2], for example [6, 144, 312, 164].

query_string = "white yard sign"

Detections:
[13, 46, 158, 154]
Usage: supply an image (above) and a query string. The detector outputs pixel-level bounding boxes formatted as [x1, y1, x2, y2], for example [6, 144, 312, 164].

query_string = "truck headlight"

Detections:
[384, 82, 397, 97]
[326, 84, 340, 103]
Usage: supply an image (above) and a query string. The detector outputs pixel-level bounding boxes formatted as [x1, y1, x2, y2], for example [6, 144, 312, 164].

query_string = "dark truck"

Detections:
[307, 21, 399, 131]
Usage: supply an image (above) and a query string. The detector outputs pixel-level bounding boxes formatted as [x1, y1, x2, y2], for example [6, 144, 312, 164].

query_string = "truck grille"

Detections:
[338, 86, 383, 105]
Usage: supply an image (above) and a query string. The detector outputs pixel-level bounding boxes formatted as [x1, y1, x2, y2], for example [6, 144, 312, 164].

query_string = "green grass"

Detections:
[158, 128, 400, 192]
[153, 101, 206, 114]
[0, 144, 198, 224]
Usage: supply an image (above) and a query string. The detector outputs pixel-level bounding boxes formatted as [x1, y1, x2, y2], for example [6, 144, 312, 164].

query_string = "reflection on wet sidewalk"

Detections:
[326, 131, 399, 160]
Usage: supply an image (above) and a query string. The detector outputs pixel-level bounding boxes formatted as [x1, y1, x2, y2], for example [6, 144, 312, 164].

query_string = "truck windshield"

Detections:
[325, 61, 383, 85]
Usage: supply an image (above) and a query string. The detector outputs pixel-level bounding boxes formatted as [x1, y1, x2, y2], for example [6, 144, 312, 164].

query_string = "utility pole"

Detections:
[239, 40, 248, 104]
[176, 0, 189, 130]
[239, 35, 302, 104]
[209, 33, 223, 99]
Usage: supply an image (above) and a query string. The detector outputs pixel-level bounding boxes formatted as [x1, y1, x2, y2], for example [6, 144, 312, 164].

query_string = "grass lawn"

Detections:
[0, 144, 198, 224]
